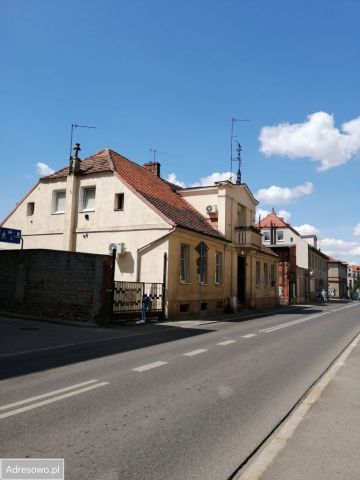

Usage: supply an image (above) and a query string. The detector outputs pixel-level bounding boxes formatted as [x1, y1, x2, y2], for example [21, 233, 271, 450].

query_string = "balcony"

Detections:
[234, 225, 262, 248]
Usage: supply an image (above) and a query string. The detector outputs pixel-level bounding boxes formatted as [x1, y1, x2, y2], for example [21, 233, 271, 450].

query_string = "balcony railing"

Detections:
[234, 225, 262, 248]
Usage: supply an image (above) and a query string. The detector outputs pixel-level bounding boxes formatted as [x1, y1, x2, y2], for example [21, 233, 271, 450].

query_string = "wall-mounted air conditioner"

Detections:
[206, 205, 218, 214]
[108, 242, 126, 256]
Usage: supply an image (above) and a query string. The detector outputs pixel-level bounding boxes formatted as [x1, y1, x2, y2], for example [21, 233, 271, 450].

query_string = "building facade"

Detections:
[1, 147, 278, 317]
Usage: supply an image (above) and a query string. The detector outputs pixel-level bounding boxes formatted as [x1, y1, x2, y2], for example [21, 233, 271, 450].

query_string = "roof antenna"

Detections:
[149, 148, 168, 163]
[69, 123, 96, 164]
[230, 117, 250, 182]
[235, 141, 242, 184]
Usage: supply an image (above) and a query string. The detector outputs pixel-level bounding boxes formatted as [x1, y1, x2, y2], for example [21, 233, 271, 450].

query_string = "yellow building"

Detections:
[1, 147, 278, 318]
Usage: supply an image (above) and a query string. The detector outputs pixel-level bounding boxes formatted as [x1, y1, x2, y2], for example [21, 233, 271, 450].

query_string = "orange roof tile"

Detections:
[42, 149, 225, 241]
[256, 211, 300, 236]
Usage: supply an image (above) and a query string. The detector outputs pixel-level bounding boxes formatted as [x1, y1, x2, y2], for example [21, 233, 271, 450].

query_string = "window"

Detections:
[52, 191, 66, 214]
[277, 231, 284, 241]
[263, 231, 270, 242]
[197, 250, 208, 284]
[114, 193, 124, 211]
[256, 261, 260, 287]
[271, 264, 275, 285]
[82, 187, 96, 211]
[264, 263, 268, 287]
[215, 252, 222, 284]
[180, 244, 190, 283]
[26, 202, 35, 216]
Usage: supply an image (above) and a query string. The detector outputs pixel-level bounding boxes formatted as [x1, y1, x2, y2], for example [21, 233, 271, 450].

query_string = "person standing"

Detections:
[321, 288, 327, 303]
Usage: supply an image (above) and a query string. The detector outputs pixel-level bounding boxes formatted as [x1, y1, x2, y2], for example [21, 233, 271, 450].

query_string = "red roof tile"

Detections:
[257, 211, 300, 236]
[42, 149, 225, 241]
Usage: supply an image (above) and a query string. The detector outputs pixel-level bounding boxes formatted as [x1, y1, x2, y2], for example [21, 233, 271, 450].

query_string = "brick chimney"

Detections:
[143, 162, 161, 177]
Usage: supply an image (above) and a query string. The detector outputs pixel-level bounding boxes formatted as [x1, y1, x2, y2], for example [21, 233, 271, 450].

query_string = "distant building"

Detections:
[327, 257, 348, 299]
[347, 264, 360, 292]
[258, 210, 328, 304]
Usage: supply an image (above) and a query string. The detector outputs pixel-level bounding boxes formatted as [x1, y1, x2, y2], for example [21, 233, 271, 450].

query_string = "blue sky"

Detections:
[1, 0, 360, 262]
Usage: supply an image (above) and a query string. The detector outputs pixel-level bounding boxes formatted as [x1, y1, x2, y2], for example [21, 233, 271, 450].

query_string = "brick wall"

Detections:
[0, 249, 114, 324]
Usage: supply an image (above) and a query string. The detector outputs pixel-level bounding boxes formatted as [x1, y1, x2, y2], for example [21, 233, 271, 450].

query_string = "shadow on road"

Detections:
[0, 322, 213, 380]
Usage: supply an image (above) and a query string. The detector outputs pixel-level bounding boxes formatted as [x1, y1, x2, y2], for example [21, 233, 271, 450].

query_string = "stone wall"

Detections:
[0, 249, 113, 323]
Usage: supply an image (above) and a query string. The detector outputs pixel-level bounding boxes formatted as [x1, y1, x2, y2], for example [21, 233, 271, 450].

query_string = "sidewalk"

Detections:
[250, 333, 360, 480]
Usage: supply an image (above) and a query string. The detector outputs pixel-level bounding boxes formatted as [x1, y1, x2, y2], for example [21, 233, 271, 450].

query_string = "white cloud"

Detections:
[192, 171, 235, 187]
[294, 224, 320, 236]
[256, 208, 291, 222]
[318, 238, 360, 263]
[167, 173, 186, 188]
[167, 171, 237, 188]
[259, 112, 360, 171]
[255, 182, 313, 205]
[36, 162, 55, 176]
[277, 210, 291, 222]
[354, 223, 360, 236]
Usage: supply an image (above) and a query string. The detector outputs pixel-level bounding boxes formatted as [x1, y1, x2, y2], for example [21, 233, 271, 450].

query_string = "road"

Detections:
[1, 301, 360, 480]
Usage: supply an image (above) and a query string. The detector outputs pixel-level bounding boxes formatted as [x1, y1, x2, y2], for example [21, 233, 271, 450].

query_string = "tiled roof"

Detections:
[260, 244, 278, 257]
[42, 149, 225, 241]
[257, 211, 300, 236]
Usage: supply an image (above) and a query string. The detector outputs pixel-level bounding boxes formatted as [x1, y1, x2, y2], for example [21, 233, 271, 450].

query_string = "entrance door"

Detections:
[237, 256, 246, 305]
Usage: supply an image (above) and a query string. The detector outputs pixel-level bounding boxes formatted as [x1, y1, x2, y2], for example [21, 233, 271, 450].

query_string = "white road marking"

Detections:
[260, 314, 323, 333]
[234, 333, 360, 480]
[242, 334, 257, 338]
[0, 382, 109, 420]
[132, 361, 168, 372]
[217, 340, 236, 346]
[183, 349, 208, 357]
[0, 379, 99, 412]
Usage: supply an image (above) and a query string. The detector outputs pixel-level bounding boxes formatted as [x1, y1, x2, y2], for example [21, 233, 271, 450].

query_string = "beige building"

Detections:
[327, 257, 348, 299]
[1, 146, 278, 317]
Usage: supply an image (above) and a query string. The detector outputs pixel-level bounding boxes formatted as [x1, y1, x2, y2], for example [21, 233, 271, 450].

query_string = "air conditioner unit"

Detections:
[206, 205, 218, 213]
[108, 242, 126, 256]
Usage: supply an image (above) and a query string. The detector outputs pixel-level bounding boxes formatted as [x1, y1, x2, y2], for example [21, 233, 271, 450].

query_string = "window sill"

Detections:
[51, 212, 65, 215]
[114, 209, 124, 212]
[79, 209, 95, 213]
[179, 281, 190, 285]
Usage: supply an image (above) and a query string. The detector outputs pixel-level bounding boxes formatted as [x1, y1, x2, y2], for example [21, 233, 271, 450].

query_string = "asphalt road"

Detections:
[1, 301, 360, 480]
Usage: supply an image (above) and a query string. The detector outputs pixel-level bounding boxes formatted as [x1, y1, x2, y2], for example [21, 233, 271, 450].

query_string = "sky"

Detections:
[1, 0, 360, 263]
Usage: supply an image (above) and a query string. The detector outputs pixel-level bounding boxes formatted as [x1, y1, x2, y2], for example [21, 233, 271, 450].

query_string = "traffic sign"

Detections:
[0, 227, 22, 244]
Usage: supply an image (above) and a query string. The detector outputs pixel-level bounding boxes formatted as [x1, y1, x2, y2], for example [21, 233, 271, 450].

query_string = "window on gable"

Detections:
[52, 191, 66, 214]
[114, 193, 124, 211]
[263, 231, 270, 242]
[27, 202, 35, 216]
[82, 187, 96, 211]
[277, 231, 284, 241]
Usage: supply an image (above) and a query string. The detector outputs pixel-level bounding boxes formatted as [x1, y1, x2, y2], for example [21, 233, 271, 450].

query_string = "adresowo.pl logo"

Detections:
[1, 459, 64, 480]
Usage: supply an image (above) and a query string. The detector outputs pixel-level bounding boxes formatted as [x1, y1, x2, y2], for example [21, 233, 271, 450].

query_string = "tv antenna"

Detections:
[149, 148, 168, 163]
[69, 123, 96, 160]
[230, 117, 250, 182]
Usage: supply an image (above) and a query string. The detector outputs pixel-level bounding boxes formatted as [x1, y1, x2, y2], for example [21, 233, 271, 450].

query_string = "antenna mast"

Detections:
[230, 117, 250, 182]
[69, 123, 96, 161]
[149, 148, 168, 163]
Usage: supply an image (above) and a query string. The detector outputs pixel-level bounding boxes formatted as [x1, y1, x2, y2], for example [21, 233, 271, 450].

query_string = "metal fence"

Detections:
[113, 281, 164, 321]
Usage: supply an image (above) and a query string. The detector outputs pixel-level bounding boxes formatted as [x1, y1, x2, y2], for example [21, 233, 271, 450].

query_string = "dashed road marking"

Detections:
[183, 349, 208, 357]
[132, 361, 168, 372]
[242, 334, 257, 338]
[217, 340, 236, 346]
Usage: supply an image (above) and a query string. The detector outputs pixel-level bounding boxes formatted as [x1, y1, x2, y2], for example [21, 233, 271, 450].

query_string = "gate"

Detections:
[112, 281, 164, 322]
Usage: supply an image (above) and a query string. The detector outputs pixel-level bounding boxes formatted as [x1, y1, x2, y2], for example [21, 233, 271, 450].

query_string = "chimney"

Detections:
[69, 143, 81, 175]
[143, 162, 161, 177]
